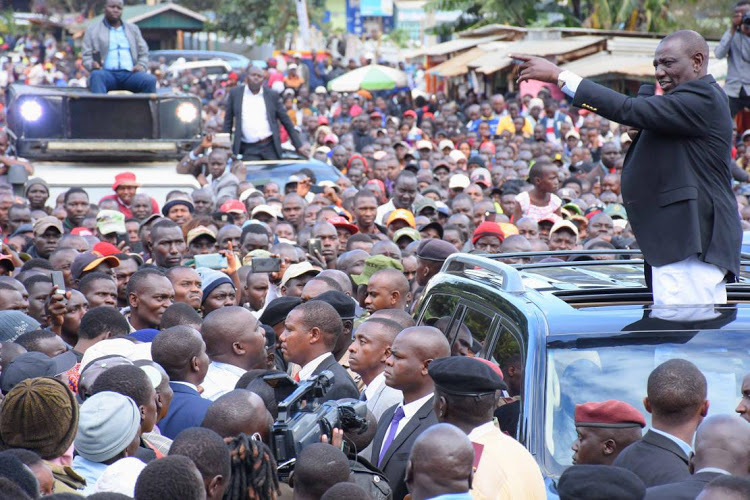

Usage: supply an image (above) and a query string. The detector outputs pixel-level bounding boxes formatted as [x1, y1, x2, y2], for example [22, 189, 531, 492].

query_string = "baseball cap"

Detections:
[605, 203, 628, 220]
[71, 251, 120, 281]
[438, 139, 454, 151]
[351, 255, 404, 286]
[550, 220, 579, 237]
[386, 209, 416, 228]
[186, 226, 217, 247]
[1, 351, 77, 393]
[96, 210, 126, 235]
[450, 149, 467, 163]
[33, 216, 63, 236]
[414, 198, 438, 215]
[220, 200, 246, 214]
[403, 110, 417, 118]
[449, 174, 470, 190]
[280, 262, 321, 288]
[470, 168, 491, 188]
[251, 204, 279, 219]
[393, 227, 421, 244]
[416, 139, 433, 151]
[329, 216, 359, 235]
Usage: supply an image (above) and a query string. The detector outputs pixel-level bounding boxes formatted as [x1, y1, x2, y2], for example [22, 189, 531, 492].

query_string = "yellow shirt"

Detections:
[469, 422, 546, 500]
[496, 115, 532, 137]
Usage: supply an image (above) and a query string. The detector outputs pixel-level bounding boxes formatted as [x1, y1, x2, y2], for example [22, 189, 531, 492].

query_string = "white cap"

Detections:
[239, 187, 262, 203]
[438, 139, 454, 151]
[450, 149, 467, 162]
[251, 204, 280, 219]
[288, 63, 298, 70]
[448, 174, 470, 189]
[416, 139, 433, 150]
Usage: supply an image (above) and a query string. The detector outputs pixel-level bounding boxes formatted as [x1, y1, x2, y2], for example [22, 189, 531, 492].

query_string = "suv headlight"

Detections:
[176, 102, 198, 123]
[20, 100, 43, 122]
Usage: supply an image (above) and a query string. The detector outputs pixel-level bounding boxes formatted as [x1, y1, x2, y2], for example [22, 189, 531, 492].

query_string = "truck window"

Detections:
[419, 294, 459, 334]
[491, 322, 523, 439]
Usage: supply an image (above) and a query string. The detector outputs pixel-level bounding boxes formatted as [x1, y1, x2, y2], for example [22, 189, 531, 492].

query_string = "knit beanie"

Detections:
[196, 268, 233, 305]
[25, 177, 50, 196]
[75, 391, 141, 463]
[0, 377, 79, 460]
[0, 311, 40, 342]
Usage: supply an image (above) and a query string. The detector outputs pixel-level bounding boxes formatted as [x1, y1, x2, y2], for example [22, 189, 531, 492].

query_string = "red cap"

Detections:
[575, 400, 646, 428]
[472, 357, 504, 380]
[92, 241, 121, 256]
[318, 116, 330, 125]
[329, 216, 359, 235]
[71, 227, 94, 237]
[403, 110, 417, 118]
[220, 200, 246, 214]
[112, 172, 139, 191]
[471, 221, 505, 245]
[370, 111, 382, 119]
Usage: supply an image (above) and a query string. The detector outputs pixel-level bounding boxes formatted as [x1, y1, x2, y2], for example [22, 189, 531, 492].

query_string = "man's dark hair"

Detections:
[704, 475, 750, 498]
[169, 427, 231, 487]
[647, 358, 707, 423]
[150, 218, 180, 241]
[345, 233, 373, 251]
[240, 223, 269, 245]
[353, 188, 378, 206]
[115, 253, 141, 266]
[305, 276, 342, 294]
[14, 329, 57, 352]
[370, 308, 416, 329]
[78, 306, 130, 340]
[293, 301, 342, 348]
[320, 482, 372, 500]
[1, 448, 43, 468]
[63, 187, 88, 205]
[562, 177, 583, 190]
[126, 268, 166, 297]
[235, 369, 281, 418]
[20, 258, 53, 272]
[293, 443, 350, 500]
[151, 326, 203, 380]
[91, 364, 153, 407]
[159, 302, 202, 330]
[394, 170, 417, 185]
[21, 274, 52, 291]
[134, 455, 205, 500]
[78, 272, 115, 295]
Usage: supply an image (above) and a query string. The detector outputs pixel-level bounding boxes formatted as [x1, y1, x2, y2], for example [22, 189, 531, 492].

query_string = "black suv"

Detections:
[414, 250, 750, 486]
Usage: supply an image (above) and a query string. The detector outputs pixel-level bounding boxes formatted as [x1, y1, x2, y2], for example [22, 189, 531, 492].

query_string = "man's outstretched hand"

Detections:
[514, 55, 564, 85]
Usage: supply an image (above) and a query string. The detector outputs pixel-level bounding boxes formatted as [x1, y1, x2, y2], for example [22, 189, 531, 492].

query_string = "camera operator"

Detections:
[716, 1, 750, 117]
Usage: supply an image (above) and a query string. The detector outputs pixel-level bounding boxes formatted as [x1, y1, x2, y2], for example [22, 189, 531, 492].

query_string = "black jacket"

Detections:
[644, 471, 725, 500]
[223, 85, 303, 157]
[370, 397, 437, 500]
[311, 353, 359, 402]
[612, 429, 691, 487]
[572, 76, 742, 277]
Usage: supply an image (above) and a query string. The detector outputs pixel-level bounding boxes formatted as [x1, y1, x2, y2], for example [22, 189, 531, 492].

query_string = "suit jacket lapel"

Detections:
[643, 430, 690, 463]
[311, 354, 334, 375]
[379, 397, 434, 468]
[264, 90, 276, 130]
[370, 404, 396, 464]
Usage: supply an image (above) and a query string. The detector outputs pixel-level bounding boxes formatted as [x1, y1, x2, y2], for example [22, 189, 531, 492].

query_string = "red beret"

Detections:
[575, 400, 646, 428]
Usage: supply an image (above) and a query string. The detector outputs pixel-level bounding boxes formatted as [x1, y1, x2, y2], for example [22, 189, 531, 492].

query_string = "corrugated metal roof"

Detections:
[423, 35, 504, 56]
[468, 36, 606, 74]
[427, 47, 488, 78]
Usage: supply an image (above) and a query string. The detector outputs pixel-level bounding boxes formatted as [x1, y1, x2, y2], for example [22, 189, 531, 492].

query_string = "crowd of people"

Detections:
[1, 4, 750, 499]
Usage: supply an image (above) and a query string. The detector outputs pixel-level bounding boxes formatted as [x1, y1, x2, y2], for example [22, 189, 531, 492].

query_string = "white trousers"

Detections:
[650, 255, 726, 322]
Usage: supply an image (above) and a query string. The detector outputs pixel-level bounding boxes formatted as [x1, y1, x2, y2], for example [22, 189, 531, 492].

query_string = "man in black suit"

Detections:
[515, 30, 742, 308]
[370, 326, 450, 500]
[279, 300, 358, 402]
[612, 359, 708, 487]
[223, 65, 310, 160]
[645, 414, 750, 500]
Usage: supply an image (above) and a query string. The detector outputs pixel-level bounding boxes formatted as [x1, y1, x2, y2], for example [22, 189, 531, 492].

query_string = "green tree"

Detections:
[215, 0, 326, 45]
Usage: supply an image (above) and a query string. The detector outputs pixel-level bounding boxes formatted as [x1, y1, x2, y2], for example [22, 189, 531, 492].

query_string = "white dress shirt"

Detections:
[379, 392, 433, 456]
[363, 371, 387, 401]
[650, 427, 694, 457]
[201, 361, 247, 401]
[297, 352, 331, 381]
[241, 86, 273, 144]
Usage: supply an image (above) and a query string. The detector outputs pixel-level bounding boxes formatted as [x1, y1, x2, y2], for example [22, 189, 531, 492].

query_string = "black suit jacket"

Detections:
[370, 397, 437, 500]
[572, 76, 742, 277]
[312, 353, 359, 402]
[222, 85, 303, 157]
[612, 429, 691, 487]
[644, 471, 724, 500]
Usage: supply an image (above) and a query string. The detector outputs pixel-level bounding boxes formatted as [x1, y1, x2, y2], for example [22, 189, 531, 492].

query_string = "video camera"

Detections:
[265, 370, 368, 480]
[743, 11, 750, 26]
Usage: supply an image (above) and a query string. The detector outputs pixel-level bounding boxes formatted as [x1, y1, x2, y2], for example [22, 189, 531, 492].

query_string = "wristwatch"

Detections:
[557, 70, 571, 89]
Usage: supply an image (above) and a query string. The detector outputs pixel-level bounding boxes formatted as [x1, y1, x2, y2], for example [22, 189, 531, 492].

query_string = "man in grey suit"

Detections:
[82, 0, 156, 94]
[645, 414, 750, 500]
[279, 300, 358, 402]
[613, 359, 709, 487]
[370, 326, 450, 500]
[205, 148, 239, 208]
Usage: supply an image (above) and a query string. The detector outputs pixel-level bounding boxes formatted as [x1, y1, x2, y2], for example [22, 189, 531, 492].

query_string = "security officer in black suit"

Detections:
[515, 30, 742, 307]
[223, 65, 310, 160]
[370, 326, 451, 500]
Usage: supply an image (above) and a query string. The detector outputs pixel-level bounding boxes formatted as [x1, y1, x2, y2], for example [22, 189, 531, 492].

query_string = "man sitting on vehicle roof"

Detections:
[82, 0, 156, 95]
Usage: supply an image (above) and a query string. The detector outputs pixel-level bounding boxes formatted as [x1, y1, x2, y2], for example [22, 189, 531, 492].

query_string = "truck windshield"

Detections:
[544, 328, 750, 476]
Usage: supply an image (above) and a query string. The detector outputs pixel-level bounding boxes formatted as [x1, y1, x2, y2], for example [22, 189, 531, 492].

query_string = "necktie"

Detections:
[378, 406, 405, 467]
[293, 372, 300, 382]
